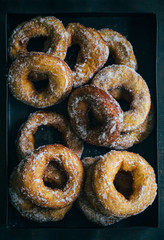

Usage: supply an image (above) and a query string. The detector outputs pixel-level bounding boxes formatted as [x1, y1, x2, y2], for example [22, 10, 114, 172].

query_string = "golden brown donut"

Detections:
[9, 167, 72, 222]
[68, 85, 123, 146]
[17, 111, 83, 160]
[79, 151, 157, 225]
[110, 106, 154, 149]
[91, 65, 151, 131]
[8, 52, 73, 108]
[92, 151, 157, 217]
[66, 23, 109, 87]
[18, 144, 84, 209]
[9, 16, 67, 60]
[99, 29, 137, 70]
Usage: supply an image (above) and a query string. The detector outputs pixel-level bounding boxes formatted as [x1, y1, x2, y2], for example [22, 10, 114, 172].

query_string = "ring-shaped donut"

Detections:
[91, 65, 151, 131]
[9, 16, 67, 60]
[17, 111, 83, 159]
[68, 85, 123, 146]
[19, 144, 84, 209]
[66, 23, 109, 87]
[99, 29, 137, 70]
[93, 151, 157, 217]
[9, 168, 72, 222]
[8, 52, 73, 108]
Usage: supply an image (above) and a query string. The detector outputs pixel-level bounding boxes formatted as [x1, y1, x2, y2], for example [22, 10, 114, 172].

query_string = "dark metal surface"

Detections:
[0, 0, 164, 239]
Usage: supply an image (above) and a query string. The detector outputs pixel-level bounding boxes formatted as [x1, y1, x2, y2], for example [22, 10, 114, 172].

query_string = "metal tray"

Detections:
[6, 13, 157, 229]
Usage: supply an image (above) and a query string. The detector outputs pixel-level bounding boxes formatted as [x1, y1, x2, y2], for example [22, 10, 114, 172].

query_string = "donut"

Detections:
[9, 16, 67, 60]
[9, 167, 72, 222]
[91, 65, 151, 131]
[99, 29, 137, 70]
[79, 151, 157, 225]
[8, 52, 73, 108]
[92, 151, 157, 217]
[17, 111, 83, 160]
[110, 106, 154, 149]
[18, 144, 84, 209]
[66, 23, 109, 87]
[68, 85, 123, 146]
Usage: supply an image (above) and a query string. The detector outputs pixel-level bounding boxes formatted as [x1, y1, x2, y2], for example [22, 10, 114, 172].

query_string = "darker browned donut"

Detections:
[68, 85, 123, 146]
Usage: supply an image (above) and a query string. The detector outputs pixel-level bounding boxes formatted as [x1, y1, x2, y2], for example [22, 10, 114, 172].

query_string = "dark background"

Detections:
[0, 0, 164, 239]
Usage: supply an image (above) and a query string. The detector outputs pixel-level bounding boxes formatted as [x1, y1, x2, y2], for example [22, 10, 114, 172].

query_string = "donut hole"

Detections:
[32, 77, 49, 92]
[34, 126, 63, 149]
[28, 72, 49, 91]
[103, 53, 115, 67]
[117, 99, 130, 112]
[109, 88, 133, 112]
[43, 161, 68, 189]
[27, 36, 48, 52]
[114, 169, 133, 200]
[65, 44, 81, 70]
[87, 108, 104, 129]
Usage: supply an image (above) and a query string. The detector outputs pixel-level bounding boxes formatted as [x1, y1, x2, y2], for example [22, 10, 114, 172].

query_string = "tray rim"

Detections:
[4, 11, 159, 230]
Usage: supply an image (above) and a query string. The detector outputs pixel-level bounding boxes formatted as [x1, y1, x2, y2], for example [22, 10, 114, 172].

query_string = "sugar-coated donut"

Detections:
[9, 16, 67, 60]
[78, 151, 157, 225]
[8, 52, 73, 108]
[17, 111, 83, 159]
[18, 144, 84, 209]
[68, 85, 123, 146]
[9, 168, 72, 222]
[93, 151, 157, 217]
[91, 65, 151, 131]
[99, 29, 137, 70]
[110, 106, 154, 149]
[66, 23, 109, 87]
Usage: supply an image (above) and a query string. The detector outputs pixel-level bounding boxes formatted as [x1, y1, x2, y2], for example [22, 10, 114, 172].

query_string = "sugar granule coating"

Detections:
[17, 110, 83, 160]
[8, 52, 73, 108]
[9, 16, 67, 60]
[99, 29, 137, 70]
[91, 65, 151, 131]
[68, 85, 123, 146]
[93, 151, 157, 217]
[18, 144, 84, 209]
[66, 23, 109, 87]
